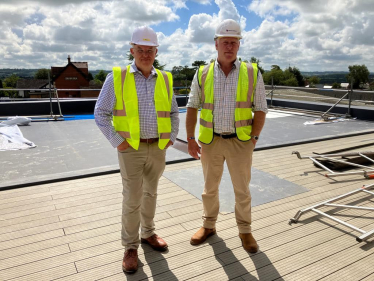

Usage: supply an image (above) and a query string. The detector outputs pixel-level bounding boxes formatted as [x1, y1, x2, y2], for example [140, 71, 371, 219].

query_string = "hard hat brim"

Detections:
[130, 41, 159, 47]
[214, 34, 242, 39]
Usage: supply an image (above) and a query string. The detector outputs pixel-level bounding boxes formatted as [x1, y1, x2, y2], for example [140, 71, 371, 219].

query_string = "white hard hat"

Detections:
[130, 26, 159, 47]
[214, 19, 242, 39]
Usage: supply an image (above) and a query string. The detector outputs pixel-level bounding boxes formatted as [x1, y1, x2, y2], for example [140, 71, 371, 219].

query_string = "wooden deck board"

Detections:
[1, 133, 374, 280]
[14, 263, 77, 281]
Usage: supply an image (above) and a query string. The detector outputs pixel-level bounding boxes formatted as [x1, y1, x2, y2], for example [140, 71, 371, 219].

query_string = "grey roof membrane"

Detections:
[1, 110, 374, 210]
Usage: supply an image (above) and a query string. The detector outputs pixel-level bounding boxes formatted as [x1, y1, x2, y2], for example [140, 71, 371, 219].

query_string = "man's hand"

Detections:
[164, 140, 173, 149]
[188, 139, 201, 159]
[117, 140, 130, 152]
[251, 138, 257, 146]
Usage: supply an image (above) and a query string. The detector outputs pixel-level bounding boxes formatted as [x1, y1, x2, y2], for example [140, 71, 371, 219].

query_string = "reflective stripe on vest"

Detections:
[198, 62, 258, 144]
[112, 65, 173, 150]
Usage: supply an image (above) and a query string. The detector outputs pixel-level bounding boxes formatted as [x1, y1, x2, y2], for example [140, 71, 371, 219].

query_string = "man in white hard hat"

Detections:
[95, 26, 179, 273]
[186, 19, 267, 252]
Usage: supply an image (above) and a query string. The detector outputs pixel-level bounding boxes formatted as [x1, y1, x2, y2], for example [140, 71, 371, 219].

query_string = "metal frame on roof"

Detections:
[289, 183, 374, 242]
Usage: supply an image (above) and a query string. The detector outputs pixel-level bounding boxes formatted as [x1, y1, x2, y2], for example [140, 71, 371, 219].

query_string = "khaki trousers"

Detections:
[200, 136, 254, 233]
[117, 142, 166, 250]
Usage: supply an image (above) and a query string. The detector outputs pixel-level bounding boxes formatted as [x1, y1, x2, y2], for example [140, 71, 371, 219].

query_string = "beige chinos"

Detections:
[117, 142, 166, 250]
[200, 135, 254, 233]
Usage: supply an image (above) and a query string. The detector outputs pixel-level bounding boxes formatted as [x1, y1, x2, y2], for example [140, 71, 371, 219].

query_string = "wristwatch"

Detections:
[251, 135, 259, 141]
[187, 136, 195, 141]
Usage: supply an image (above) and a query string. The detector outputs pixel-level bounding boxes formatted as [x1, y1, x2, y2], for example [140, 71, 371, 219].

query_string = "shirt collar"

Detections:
[130, 61, 157, 76]
[215, 58, 241, 70]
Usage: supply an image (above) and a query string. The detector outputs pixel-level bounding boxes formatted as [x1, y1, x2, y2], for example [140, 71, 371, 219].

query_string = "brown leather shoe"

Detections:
[122, 249, 138, 273]
[190, 227, 216, 245]
[239, 233, 259, 253]
[141, 234, 168, 251]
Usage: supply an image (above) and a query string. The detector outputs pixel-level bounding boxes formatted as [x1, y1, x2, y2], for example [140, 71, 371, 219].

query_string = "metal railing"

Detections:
[2, 82, 374, 121]
[266, 79, 374, 120]
[0, 88, 102, 120]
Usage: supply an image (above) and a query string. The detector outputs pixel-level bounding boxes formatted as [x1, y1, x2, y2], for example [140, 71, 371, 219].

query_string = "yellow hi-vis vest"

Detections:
[198, 62, 258, 144]
[112, 65, 173, 150]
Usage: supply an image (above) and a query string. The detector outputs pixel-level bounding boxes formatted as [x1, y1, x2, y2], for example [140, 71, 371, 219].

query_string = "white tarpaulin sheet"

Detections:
[0, 117, 36, 151]
[304, 117, 357, 125]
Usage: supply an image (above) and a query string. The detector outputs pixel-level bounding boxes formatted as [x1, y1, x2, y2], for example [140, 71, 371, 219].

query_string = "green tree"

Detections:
[95, 70, 108, 82]
[262, 66, 285, 85]
[307, 76, 320, 88]
[126, 52, 165, 70]
[250, 57, 265, 74]
[347, 64, 370, 89]
[93, 79, 103, 86]
[34, 68, 51, 79]
[1, 74, 19, 98]
[0, 79, 3, 88]
[282, 69, 298, 86]
[171, 66, 184, 76]
[288, 66, 304, 87]
[171, 65, 195, 86]
[3, 74, 19, 88]
[191, 60, 207, 69]
[87, 72, 94, 81]
[181, 65, 195, 81]
[283, 77, 298, 87]
[178, 89, 190, 95]
[332, 82, 341, 89]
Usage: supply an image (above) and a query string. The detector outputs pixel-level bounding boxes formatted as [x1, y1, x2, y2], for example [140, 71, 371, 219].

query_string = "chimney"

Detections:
[67, 55, 71, 64]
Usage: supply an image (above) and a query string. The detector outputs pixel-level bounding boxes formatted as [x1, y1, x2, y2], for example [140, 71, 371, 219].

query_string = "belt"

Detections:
[140, 138, 159, 144]
[214, 133, 237, 139]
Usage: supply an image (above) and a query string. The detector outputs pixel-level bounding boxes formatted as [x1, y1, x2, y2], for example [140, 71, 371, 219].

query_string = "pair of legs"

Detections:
[200, 136, 254, 232]
[117, 142, 166, 250]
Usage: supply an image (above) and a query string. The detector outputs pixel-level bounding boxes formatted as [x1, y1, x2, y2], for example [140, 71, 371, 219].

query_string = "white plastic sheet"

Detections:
[0, 118, 36, 151]
[304, 117, 356, 125]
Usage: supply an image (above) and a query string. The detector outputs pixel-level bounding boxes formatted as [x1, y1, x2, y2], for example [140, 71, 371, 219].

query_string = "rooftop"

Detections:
[16, 79, 49, 89]
[1, 108, 374, 280]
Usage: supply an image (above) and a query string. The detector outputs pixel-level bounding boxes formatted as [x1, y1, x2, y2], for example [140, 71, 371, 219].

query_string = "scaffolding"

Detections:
[292, 151, 374, 179]
[0, 88, 101, 121]
[266, 81, 374, 120]
[289, 183, 374, 242]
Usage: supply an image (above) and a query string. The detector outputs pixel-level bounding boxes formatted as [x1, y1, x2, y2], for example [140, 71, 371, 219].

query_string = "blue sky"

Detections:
[0, 0, 373, 72]
[156, 0, 266, 36]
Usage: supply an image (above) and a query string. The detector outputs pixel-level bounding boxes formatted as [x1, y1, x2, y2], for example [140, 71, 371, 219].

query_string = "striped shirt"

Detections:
[187, 59, 268, 134]
[94, 62, 179, 148]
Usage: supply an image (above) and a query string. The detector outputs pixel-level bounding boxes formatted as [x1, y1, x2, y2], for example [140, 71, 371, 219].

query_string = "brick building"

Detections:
[51, 56, 100, 98]
[16, 79, 49, 98]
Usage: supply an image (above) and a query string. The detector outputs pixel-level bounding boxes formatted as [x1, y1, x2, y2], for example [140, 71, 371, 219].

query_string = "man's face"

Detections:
[215, 37, 240, 63]
[130, 45, 157, 70]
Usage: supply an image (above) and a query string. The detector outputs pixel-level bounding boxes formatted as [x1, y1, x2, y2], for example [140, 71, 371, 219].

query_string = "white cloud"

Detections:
[245, 0, 374, 71]
[0, 0, 374, 72]
[186, 13, 216, 43]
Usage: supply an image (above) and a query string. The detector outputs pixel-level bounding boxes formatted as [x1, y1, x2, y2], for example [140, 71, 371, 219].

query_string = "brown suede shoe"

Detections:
[190, 227, 216, 245]
[122, 249, 138, 273]
[141, 234, 168, 251]
[239, 233, 259, 253]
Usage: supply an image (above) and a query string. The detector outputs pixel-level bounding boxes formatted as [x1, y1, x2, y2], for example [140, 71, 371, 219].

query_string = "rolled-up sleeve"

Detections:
[253, 71, 268, 113]
[186, 70, 202, 109]
[94, 72, 125, 148]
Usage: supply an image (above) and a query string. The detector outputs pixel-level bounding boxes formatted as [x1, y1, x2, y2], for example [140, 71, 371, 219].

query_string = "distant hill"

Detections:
[90, 70, 111, 77]
[261, 70, 374, 85]
[0, 69, 39, 79]
[301, 71, 374, 84]
[301, 71, 349, 84]
[0, 69, 111, 80]
[1, 69, 373, 85]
